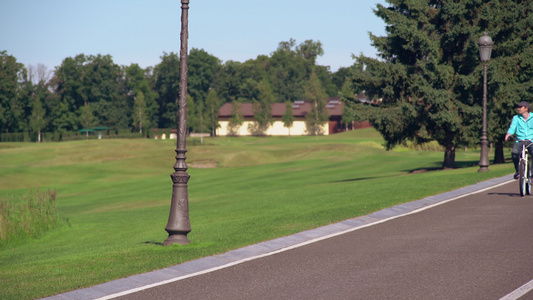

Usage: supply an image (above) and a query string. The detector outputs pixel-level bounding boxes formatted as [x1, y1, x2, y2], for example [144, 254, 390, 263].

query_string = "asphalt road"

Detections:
[47, 175, 533, 300]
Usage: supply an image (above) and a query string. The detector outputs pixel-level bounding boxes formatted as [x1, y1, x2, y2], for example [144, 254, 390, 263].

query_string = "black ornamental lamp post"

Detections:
[164, 0, 191, 246]
[478, 32, 493, 173]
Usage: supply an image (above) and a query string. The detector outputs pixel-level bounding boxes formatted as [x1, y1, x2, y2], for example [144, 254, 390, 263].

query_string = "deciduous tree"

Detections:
[188, 48, 221, 105]
[83, 54, 125, 128]
[250, 79, 275, 135]
[0, 51, 25, 133]
[52, 54, 125, 131]
[267, 40, 308, 102]
[205, 89, 222, 137]
[305, 69, 329, 135]
[228, 100, 244, 136]
[282, 101, 294, 137]
[133, 91, 148, 134]
[152, 52, 180, 128]
[79, 104, 96, 139]
[125, 63, 159, 130]
[29, 95, 46, 142]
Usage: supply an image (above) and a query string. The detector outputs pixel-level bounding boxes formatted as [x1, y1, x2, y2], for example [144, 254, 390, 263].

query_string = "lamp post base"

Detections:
[163, 233, 191, 246]
[478, 166, 489, 172]
[478, 130, 489, 172]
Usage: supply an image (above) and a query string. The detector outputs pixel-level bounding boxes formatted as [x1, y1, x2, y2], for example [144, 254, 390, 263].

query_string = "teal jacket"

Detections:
[507, 114, 533, 141]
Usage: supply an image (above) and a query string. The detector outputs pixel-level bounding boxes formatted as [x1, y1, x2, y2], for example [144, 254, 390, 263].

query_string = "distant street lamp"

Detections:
[163, 0, 191, 246]
[478, 32, 493, 173]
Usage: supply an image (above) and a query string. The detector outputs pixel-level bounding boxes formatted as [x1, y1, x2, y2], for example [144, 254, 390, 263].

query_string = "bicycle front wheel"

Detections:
[519, 159, 527, 196]
[527, 158, 532, 195]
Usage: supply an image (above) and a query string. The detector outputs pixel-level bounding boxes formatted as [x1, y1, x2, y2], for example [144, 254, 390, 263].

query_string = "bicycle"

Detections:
[516, 139, 533, 196]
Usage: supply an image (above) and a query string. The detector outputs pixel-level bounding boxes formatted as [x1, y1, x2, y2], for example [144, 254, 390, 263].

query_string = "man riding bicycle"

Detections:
[505, 101, 533, 179]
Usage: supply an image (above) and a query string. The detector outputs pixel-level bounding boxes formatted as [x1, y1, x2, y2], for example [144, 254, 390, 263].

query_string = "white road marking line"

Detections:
[96, 179, 517, 300]
[499, 278, 533, 300]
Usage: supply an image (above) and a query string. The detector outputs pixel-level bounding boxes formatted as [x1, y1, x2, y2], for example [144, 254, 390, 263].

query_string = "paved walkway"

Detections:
[45, 174, 533, 300]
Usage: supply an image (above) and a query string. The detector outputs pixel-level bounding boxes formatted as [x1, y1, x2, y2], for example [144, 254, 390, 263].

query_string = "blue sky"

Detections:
[0, 0, 387, 72]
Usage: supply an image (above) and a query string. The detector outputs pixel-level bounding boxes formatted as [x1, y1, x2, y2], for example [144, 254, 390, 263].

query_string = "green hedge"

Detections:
[0, 128, 167, 142]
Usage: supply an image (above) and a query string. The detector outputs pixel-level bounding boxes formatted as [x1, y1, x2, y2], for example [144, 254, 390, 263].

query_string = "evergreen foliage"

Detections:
[483, 0, 533, 163]
[343, 0, 533, 168]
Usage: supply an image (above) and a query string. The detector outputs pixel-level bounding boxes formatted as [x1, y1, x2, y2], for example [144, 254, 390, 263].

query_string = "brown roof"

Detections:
[218, 96, 344, 118]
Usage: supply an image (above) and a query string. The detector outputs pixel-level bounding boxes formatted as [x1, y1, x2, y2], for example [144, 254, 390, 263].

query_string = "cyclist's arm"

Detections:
[506, 115, 519, 141]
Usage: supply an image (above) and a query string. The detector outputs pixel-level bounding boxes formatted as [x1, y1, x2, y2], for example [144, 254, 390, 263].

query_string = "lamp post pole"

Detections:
[478, 32, 493, 173]
[164, 0, 191, 246]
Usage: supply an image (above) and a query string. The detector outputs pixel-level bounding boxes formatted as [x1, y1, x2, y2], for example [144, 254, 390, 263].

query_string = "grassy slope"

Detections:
[0, 129, 513, 299]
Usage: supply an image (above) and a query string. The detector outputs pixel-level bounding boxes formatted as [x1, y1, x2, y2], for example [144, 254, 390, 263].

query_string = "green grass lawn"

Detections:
[0, 129, 514, 299]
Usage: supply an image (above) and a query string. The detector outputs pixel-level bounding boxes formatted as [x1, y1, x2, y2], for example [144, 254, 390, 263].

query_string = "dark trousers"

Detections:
[511, 141, 533, 172]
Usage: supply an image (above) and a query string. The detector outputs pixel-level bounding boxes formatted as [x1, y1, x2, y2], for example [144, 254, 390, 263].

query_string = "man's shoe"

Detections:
[514, 172, 520, 180]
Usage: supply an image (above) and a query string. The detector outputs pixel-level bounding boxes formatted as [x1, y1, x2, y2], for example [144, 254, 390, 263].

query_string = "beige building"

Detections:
[216, 97, 370, 136]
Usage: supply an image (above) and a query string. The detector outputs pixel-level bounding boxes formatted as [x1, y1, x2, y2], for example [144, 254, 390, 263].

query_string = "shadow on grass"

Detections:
[406, 160, 503, 173]
[143, 241, 163, 246]
[454, 160, 482, 169]
[333, 160, 511, 184]
[332, 177, 378, 183]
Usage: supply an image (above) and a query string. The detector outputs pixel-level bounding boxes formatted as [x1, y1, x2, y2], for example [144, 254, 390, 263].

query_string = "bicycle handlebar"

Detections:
[507, 136, 533, 143]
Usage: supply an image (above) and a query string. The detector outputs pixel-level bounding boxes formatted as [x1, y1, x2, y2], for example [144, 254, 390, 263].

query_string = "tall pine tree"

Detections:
[344, 0, 494, 168]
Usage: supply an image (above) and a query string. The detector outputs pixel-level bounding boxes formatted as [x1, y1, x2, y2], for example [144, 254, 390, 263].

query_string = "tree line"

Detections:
[0, 39, 351, 141]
